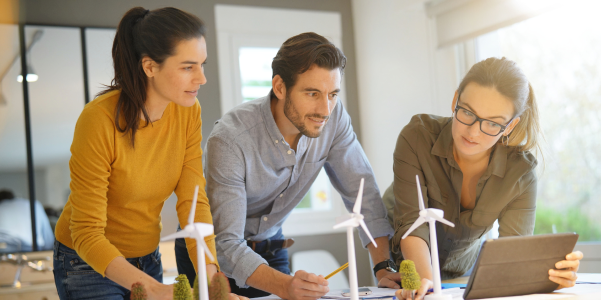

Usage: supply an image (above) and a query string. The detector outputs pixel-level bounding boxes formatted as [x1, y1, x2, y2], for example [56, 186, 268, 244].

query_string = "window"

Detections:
[85, 28, 116, 100]
[238, 47, 277, 102]
[215, 5, 346, 236]
[474, 2, 601, 241]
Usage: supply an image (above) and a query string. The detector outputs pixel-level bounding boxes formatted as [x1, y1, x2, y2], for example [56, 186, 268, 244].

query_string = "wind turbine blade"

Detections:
[358, 219, 377, 248]
[333, 217, 357, 229]
[160, 230, 191, 242]
[401, 217, 426, 239]
[199, 240, 215, 262]
[415, 175, 425, 211]
[436, 217, 455, 228]
[193, 230, 216, 262]
[187, 185, 200, 226]
[353, 178, 365, 214]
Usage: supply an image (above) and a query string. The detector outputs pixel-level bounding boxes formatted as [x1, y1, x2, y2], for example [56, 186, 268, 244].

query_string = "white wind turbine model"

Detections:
[333, 178, 378, 300]
[402, 175, 455, 300]
[161, 185, 214, 300]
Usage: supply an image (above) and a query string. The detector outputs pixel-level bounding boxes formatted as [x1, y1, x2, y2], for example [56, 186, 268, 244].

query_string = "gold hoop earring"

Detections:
[502, 134, 509, 146]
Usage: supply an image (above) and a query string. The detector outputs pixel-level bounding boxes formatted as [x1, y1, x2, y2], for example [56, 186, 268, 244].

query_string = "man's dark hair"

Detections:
[271, 32, 346, 98]
[0, 189, 15, 201]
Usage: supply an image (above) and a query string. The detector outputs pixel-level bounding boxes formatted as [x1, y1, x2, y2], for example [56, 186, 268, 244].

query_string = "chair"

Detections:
[291, 250, 349, 289]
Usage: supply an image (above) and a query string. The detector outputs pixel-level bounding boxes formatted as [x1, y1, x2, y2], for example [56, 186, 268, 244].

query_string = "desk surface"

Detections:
[444, 275, 601, 300]
[254, 274, 601, 300]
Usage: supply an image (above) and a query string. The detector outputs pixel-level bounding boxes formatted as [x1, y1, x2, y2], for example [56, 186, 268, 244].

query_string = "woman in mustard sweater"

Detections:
[52, 7, 225, 299]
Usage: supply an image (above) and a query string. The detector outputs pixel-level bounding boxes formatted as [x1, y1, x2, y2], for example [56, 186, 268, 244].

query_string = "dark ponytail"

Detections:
[101, 7, 206, 147]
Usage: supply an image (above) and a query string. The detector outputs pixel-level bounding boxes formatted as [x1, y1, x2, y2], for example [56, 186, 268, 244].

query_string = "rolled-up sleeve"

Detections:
[174, 103, 218, 272]
[206, 137, 267, 288]
[498, 169, 537, 237]
[324, 102, 394, 247]
[390, 121, 431, 252]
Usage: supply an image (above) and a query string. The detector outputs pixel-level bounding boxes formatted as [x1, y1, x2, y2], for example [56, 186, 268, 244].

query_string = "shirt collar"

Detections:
[431, 118, 507, 178]
[489, 143, 507, 178]
[260, 94, 285, 143]
[431, 119, 453, 159]
[259, 94, 309, 155]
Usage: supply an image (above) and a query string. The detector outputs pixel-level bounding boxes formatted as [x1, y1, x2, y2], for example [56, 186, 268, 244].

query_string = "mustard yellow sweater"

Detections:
[55, 90, 217, 276]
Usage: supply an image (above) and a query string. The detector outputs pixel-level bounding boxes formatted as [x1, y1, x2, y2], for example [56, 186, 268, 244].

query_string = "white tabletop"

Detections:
[254, 274, 601, 300]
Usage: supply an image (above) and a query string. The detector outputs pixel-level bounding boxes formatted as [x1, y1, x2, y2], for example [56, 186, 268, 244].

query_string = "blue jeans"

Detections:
[175, 229, 291, 298]
[53, 240, 163, 300]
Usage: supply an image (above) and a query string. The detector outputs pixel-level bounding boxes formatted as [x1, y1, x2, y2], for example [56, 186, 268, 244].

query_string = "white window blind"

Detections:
[427, 0, 569, 48]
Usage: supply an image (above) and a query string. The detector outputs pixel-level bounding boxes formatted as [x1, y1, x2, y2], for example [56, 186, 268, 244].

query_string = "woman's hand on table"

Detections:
[229, 293, 250, 300]
[550, 251, 583, 289]
[189, 289, 249, 300]
[376, 270, 401, 289]
[394, 278, 433, 300]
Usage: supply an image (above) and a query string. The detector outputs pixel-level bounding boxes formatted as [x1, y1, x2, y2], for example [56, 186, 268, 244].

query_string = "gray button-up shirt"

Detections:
[205, 95, 394, 287]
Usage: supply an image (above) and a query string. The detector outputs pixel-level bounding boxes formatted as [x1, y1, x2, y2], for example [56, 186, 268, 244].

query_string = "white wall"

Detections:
[351, 0, 458, 190]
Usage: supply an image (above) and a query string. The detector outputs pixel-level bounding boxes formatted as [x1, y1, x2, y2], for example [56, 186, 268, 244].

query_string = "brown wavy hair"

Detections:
[270, 32, 346, 97]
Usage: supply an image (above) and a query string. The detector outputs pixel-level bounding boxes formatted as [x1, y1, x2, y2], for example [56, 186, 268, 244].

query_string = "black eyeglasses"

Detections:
[454, 98, 513, 136]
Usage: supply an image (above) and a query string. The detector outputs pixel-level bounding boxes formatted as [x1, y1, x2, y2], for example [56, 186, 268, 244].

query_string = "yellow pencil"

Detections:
[325, 262, 349, 280]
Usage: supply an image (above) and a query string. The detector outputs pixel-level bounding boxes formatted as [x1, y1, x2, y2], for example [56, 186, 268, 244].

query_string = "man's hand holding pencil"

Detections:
[287, 270, 329, 300]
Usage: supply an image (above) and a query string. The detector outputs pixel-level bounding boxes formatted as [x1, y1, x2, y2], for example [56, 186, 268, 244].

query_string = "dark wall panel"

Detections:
[23, 0, 362, 145]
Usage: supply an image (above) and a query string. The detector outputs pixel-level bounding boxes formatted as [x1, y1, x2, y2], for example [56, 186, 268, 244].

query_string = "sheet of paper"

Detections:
[322, 287, 396, 299]
[444, 288, 465, 299]
[470, 295, 568, 300]
[576, 273, 601, 284]
[254, 283, 601, 300]
[321, 287, 464, 300]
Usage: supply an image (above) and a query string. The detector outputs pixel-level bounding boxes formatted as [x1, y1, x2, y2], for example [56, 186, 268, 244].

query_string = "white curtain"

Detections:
[427, 0, 569, 48]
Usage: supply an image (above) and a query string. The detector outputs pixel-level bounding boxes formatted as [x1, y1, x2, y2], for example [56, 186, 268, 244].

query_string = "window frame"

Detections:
[215, 5, 349, 236]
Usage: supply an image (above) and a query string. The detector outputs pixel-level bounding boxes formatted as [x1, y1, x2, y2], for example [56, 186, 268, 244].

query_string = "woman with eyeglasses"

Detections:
[381, 57, 583, 300]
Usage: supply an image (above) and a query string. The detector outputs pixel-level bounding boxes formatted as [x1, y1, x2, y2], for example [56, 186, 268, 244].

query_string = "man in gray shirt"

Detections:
[175, 32, 399, 299]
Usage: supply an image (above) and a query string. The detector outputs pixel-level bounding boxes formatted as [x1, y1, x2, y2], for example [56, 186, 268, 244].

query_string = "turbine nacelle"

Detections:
[333, 213, 364, 229]
[193, 223, 214, 235]
[420, 208, 450, 223]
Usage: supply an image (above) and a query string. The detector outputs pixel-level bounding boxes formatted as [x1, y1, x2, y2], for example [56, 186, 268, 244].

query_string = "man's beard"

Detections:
[283, 94, 329, 138]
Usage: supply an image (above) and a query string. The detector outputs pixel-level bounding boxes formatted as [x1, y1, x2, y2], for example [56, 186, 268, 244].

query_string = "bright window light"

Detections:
[477, 2, 601, 241]
[16, 74, 38, 83]
[239, 47, 278, 102]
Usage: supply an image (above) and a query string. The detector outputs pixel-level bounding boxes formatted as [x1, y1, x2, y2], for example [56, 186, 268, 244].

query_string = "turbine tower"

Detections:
[402, 175, 455, 300]
[161, 185, 214, 300]
[333, 178, 377, 300]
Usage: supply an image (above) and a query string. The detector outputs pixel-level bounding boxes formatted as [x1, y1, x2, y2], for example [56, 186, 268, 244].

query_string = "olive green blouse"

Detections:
[382, 114, 538, 279]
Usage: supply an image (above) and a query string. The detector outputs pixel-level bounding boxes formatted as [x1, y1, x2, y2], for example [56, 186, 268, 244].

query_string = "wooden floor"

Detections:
[0, 241, 179, 299]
